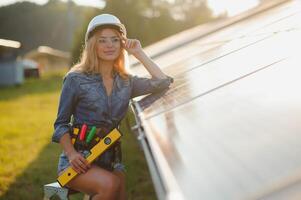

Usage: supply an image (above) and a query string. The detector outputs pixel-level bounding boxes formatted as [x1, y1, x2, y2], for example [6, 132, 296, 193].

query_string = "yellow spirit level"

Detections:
[57, 128, 121, 187]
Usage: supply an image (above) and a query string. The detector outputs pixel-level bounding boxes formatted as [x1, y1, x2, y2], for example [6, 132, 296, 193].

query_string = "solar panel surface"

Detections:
[131, 1, 301, 199]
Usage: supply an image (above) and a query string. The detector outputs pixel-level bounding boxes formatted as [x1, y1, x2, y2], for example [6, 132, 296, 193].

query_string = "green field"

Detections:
[0, 70, 156, 200]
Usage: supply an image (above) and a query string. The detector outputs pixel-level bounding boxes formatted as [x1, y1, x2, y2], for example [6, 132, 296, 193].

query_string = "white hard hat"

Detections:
[85, 14, 127, 43]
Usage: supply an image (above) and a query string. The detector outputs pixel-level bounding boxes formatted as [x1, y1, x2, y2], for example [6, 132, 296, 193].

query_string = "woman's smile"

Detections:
[104, 50, 116, 54]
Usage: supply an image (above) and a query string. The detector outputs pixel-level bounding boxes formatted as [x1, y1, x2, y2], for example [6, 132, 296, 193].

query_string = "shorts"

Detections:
[57, 149, 125, 175]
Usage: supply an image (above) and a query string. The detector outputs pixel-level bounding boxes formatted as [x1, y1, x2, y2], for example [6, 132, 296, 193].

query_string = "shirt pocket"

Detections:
[79, 82, 105, 110]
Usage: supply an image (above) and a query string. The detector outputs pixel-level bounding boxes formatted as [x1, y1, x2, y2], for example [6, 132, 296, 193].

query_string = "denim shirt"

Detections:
[52, 71, 173, 143]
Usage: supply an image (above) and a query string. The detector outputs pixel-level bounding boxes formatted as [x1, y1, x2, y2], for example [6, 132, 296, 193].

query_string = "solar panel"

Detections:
[131, 1, 301, 199]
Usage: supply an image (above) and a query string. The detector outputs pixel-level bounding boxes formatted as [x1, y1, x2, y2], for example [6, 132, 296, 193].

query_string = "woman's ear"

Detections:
[120, 36, 126, 48]
[121, 38, 127, 49]
[121, 40, 125, 48]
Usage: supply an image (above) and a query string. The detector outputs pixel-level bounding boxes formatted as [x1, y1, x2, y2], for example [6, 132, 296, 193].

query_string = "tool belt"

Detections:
[69, 124, 122, 171]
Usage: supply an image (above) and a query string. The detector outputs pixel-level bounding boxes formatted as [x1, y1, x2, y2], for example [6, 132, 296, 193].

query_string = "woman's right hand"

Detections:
[67, 150, 91, 174]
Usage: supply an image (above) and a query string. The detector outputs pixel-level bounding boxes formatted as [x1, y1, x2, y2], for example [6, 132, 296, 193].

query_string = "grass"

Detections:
[0, 70, 156, 200]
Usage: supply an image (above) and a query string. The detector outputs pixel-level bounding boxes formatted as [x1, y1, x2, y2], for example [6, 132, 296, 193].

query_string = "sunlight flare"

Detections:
[207, 0, 260, 17]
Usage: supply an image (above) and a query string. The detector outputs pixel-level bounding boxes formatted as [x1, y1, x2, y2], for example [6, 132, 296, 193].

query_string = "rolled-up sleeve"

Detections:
[52, 75, 78, 143]
[130, 75, 174, 98]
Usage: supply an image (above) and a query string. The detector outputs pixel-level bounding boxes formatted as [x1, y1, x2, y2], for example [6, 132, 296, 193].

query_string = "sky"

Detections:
[0, 0, 105, 8]
[0, 0, 260, 17]
[207, 0, 259, 17]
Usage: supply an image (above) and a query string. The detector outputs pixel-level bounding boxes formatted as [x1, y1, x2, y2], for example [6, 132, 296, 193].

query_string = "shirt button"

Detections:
[103, 112, 109, 118]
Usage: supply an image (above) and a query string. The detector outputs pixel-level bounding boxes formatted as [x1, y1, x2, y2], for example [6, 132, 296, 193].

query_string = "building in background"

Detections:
[21, 58, 40, 78]
[24, 46, 71, 72]
[0, 38, 23, 86]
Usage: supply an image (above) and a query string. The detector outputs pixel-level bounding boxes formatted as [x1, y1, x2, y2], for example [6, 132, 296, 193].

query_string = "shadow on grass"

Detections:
[0, 113, 156, 200]
[0, 72, 65, 101]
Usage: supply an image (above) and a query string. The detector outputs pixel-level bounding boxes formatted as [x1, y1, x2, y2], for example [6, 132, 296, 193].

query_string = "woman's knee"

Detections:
[96, 173, 121, 197]
[107, 174, 121, 192]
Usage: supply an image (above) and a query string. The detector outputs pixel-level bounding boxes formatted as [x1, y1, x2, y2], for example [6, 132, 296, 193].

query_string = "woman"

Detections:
[52, 14, 173, 200]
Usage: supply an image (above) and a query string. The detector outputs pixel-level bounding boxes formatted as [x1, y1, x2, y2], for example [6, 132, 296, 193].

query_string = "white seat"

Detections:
[43, 182, 89, 200]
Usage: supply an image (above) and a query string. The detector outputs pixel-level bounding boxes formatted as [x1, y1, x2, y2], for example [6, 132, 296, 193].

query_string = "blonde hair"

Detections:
[69, 28, 129, 79]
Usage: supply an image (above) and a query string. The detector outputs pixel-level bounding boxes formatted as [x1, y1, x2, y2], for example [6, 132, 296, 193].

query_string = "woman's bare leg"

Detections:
[113, 170, 126, 200]
[65, 165, 120, 200]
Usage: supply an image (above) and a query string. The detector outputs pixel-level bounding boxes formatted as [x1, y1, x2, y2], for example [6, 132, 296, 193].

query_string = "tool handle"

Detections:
[79, 124, 87, 140]
[71, 128, 80, 144]
[86, 126, 97, 143]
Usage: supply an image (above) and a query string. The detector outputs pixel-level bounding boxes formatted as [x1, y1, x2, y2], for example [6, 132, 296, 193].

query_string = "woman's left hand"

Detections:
[122, 37, 143, 56]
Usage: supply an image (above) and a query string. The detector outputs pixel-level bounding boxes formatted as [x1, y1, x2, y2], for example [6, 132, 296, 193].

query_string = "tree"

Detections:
[70, 0, 216, 64]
